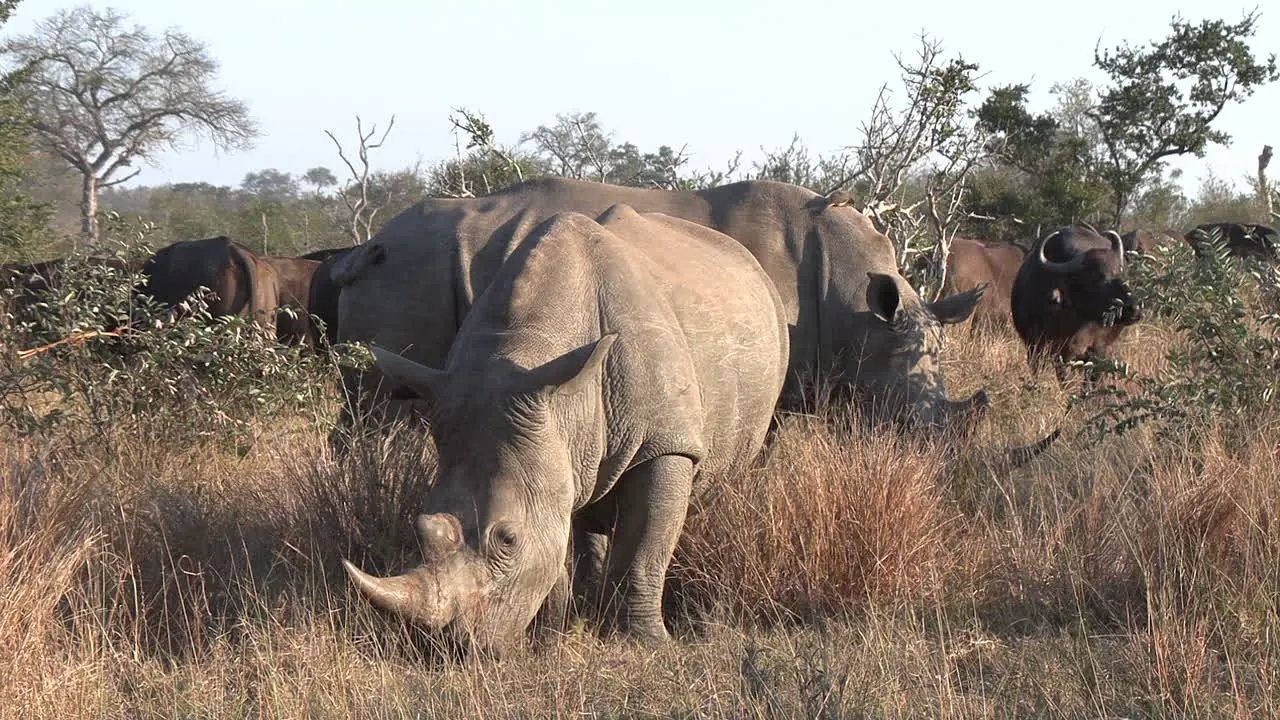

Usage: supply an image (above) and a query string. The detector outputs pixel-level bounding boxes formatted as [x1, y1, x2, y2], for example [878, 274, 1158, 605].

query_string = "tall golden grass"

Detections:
[1, 316, 1278, 717]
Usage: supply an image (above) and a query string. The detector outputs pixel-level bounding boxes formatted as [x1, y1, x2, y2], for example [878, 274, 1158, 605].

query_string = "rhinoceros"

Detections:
[340, 205, 790, 651]
[331, 177, 992, 449]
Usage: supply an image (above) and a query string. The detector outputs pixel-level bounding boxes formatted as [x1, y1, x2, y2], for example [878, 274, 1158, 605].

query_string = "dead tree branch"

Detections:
[324, 114, 395, 244]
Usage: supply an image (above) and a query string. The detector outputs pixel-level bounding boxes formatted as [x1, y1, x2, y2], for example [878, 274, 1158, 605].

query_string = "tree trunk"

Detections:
[1259, 145, 1273, 221]
[79, 173, 98, 246]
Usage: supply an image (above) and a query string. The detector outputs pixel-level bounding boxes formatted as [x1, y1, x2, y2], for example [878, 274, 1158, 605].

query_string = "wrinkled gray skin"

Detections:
[340, 205, 789, 652]
[1011, 225, 1142, 381]
[332, 177, 988, 449]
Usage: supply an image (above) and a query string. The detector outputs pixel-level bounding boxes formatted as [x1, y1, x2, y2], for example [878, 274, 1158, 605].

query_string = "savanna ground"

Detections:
[1, 246, 1278, 719]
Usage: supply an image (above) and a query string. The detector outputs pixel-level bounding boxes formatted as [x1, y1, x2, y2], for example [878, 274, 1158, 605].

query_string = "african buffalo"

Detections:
[140, 236, 280, 333]
[940, 237, 1025, 329]
[341, 205, 789, 651]
[1185, 222, 1280, 263]
[261, 256, 321, 345]
[1, 256, 140, 330]
[1012, 225, 1141, 380]
[305, 247, 357, 348]
[331, 177, 995, 449]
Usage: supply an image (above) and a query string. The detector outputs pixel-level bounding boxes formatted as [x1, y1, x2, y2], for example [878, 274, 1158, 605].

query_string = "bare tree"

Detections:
[825, 35, 997, 295]
[323, 114, 395, 244]
[440, 107, 528, 197]
[2, 6, 257, 244]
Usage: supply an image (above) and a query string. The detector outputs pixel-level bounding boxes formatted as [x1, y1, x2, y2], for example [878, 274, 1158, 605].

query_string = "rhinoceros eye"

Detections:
[490, 523, 518, 552]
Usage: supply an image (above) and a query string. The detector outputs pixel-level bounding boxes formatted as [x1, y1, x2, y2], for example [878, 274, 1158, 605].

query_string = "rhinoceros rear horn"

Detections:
[371, 345, 446, 404]
[531, 333, 619, 398]
[417, 513, 464, 561]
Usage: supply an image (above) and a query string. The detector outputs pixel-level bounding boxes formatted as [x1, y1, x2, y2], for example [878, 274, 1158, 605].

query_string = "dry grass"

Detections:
[1, 316, 1278, 718]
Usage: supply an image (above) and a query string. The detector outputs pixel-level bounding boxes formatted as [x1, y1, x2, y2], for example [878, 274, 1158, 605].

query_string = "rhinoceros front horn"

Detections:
[341, 513, 466, 628]
[340, 559, 456, 628]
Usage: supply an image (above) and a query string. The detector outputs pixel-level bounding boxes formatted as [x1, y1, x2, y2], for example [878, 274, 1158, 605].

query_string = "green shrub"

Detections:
[0, 215, 348, 451]
[1079, 226, 1280, 441]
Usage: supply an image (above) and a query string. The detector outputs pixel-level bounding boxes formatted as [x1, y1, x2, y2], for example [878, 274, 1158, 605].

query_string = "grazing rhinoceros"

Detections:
[340, 205, 790, 651]
[330, 177, 995, 449]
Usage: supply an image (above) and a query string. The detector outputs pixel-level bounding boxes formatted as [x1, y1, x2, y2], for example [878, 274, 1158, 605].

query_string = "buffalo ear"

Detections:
[372, 346, 446, 404]
[866, 272, 902, 324]
[929, 284, 985, 325]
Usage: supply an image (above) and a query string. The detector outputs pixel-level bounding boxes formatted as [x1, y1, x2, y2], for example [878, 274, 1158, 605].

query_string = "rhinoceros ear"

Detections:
[929, 284, 984, 325]
[371, 346, 446, 404]
[866, 272, 901, 325]
[532, 334, 619, 399]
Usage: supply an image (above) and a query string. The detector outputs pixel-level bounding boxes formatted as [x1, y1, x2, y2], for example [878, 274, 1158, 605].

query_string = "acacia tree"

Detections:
[1090, 11, 1278, 224]
[0, 0, 50, 255]
[521, 111, 693, 190]
[2, 5, 258, 244]
[973, 79, 1111, 233]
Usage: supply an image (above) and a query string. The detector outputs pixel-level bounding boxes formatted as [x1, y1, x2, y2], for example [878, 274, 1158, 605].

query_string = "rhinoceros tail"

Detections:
[990, 428, 1062, 469]
[331, 243, 386, 288]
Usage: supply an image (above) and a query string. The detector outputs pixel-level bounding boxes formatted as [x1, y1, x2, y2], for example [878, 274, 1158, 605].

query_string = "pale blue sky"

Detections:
[4, 0, 1278, 195]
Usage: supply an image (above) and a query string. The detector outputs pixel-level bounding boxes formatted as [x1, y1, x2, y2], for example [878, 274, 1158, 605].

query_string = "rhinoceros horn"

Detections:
[341, 513, 467, 628]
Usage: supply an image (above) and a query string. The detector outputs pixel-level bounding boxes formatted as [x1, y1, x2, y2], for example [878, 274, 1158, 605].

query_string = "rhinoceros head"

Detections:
[856, 271, 990, 436]
[341, 336, 617, 650]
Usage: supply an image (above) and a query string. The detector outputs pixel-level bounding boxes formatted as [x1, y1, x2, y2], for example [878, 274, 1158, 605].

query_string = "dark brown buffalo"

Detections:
[1011, 225, 1142, 380]
[1185, 222, 1280, 263]
[940, 237, 1025, 329]
[261, 256, 321, 345]
[1, 256, 140, 329]
[305, 246, 357, 348]
[140, 236, 279, 333]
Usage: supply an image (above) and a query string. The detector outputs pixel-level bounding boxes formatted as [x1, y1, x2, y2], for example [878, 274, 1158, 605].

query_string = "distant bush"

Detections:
[1078, 226, 1280, 442]
[0, 215, 346, 451]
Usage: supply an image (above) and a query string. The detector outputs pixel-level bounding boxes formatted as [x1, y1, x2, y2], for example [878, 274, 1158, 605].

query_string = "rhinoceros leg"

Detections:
[570, 527, 608, 618]
[599, 454, 695, 646]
